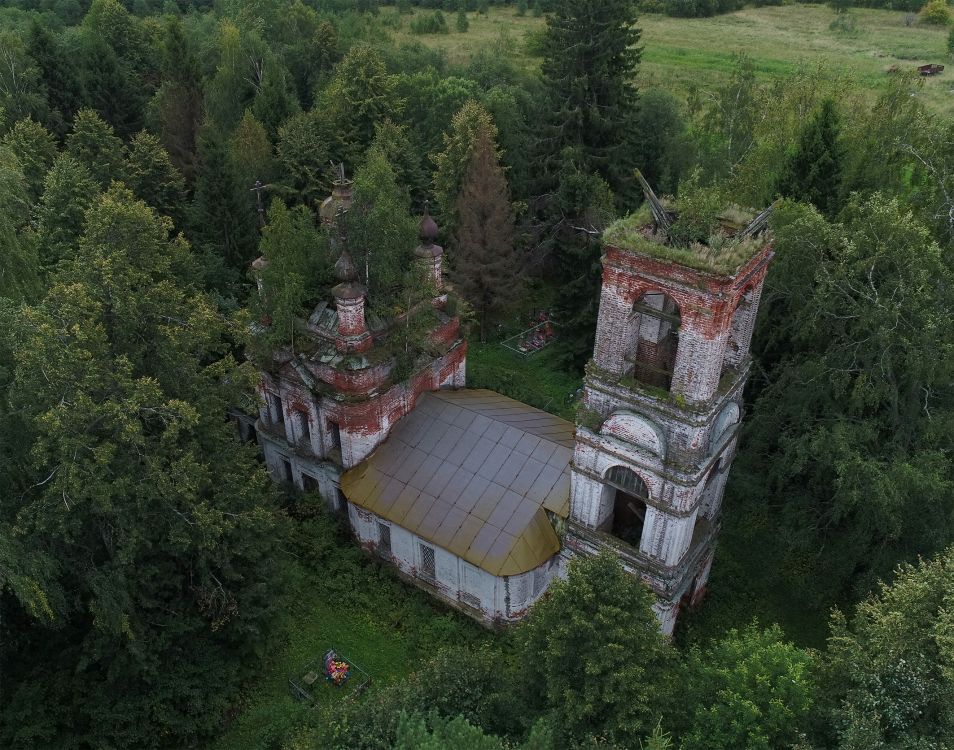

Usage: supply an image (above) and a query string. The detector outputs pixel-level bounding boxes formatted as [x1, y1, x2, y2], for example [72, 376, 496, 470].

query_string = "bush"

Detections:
[410, 10, 450, 33]
[920, 0, 951, 25]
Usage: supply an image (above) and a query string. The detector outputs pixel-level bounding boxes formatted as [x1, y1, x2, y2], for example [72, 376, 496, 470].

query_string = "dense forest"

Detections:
[1, 0, 953, 747]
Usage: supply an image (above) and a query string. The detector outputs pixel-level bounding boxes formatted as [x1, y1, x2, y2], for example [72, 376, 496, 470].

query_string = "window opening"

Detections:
[420, 544, 436, 579]
[625, 293, 680, 390]
[328, 420, 341, 450]
[606, 466, 650, 549]
[295, 410, 311, 444]
[301, 473, 318, 492]
[281, 458, 293, 484]
[267, 392, 283, 425]
[377, 522, 391, 555]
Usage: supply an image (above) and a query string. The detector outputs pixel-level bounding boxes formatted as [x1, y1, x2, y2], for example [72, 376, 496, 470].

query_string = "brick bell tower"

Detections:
[564, 177, 775, 635]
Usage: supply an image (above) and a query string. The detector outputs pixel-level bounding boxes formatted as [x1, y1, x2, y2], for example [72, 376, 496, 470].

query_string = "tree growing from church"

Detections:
[453, 129, 520, 341]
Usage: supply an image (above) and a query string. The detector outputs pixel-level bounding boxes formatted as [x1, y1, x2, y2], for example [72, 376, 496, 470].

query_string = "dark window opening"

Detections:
[295, 410, 311, 444]
[625, 293, 680, 391]
[328, 420, 341, 450]
[606, 466, 650, 549]
[420, 544, 436, 579]
[281, 458, 293, 484]
[301, 473, 318, 492]
[267, 392, 283, 424]
[377, 522, 391, 555]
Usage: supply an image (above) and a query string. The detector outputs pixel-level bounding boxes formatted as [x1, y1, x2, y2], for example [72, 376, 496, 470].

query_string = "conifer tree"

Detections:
[124, 131, 186, 224]
[34, 155, 100, 273]
[432, 100, 499, 236]
[0, 144, 40, 302]
[148, 17, 203, 180]
[537, 0, 642, 204]
[229, 110, 276, 194]
[370, 119, 429, 210]
[251, 60, 301, 140]
[190, 125, 257, 288]
[453, 129, 520, 341]
[65, 108, 126, 188]
[79, 33, 145, 138]
[457, 6, 469, 31]
[550, 148, 616, 370]
[2, 118, 57, 204]
[344, 147, 418, 312]
[26, 21, 84, 135]
[776, 98, 844, 218]
[322, 43, 403, 166]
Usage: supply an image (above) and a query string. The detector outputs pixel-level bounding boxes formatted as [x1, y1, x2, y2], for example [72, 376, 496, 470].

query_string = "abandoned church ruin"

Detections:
[243, 174, 774, 635]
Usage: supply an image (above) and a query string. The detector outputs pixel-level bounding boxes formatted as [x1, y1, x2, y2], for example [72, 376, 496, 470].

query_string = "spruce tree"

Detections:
[776, 98, 844, 218]
[65, 109, 126, 188]
[432, 100, 499, 236]
[35, 154, 101, 271]
[124, 131, 186, 224]
[148, 18, 203, 180]
[229, 110, 276, 196]
[190, 125, 257, 289]
[453, 129, 520, 341]
[537, 0, 642, 204]
[251, 60, 301, 141]
[2, 118, 57, 204]
[457, 7, 470, 32]
[26, 21, 84, 136]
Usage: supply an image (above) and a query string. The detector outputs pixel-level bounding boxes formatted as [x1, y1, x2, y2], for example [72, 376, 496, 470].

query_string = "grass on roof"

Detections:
[603, 206, 765, 276]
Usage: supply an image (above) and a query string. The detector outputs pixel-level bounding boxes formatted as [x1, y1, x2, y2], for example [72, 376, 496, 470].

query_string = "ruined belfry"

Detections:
[563, 180, 775, 634]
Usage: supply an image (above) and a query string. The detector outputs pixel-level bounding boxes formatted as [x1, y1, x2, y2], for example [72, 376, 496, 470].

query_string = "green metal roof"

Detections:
[341, 389, 574, 576]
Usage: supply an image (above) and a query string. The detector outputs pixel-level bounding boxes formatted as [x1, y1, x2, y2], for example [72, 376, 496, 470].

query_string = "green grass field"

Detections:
[387, 4, 954, 115]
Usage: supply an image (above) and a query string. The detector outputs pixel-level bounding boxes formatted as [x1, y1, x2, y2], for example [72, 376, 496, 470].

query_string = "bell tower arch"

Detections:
[565, 178, 775, 635]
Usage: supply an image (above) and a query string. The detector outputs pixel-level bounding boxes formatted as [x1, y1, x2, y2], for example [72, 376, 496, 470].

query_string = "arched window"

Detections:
[604, 466, 651, 549]
[625, 292, 680, 390]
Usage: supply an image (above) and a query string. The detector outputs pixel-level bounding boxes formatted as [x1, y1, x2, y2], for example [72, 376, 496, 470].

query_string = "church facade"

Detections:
[248, 176, 773, 634]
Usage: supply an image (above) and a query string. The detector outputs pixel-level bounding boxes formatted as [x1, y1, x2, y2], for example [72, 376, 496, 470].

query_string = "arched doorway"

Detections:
[625, 292, 680, 390]
[605, 465, 651, 549]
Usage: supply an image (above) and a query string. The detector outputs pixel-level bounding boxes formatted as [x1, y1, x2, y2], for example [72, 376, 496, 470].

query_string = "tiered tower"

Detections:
[564, 186, 774, 634]
[250, 174, 466, 510]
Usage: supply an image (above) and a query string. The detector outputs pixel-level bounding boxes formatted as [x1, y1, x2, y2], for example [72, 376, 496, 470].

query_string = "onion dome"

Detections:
[415, 201, 444, 259]
[419, 201, 439, 245]
[331, 246, 364, 301]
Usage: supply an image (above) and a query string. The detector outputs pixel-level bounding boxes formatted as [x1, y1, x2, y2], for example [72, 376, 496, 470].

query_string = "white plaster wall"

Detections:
[643, 506, 698, 566]
[348, 507, 558, 624]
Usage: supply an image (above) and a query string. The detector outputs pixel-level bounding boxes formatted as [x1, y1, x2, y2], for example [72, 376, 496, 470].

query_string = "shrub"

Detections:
[920, 0, 951, 25]
[410, 10, 450, 34]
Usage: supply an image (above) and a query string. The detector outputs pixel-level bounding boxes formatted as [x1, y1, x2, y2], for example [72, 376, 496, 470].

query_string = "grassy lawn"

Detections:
[211, 516, 488, 750]
[466, 339, 583, 421]
[385, 4, 954, 115]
